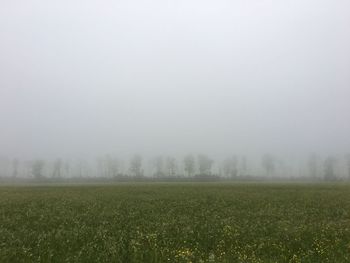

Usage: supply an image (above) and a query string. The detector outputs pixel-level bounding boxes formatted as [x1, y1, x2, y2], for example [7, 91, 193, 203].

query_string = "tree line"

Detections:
[0, 153, 350, 181]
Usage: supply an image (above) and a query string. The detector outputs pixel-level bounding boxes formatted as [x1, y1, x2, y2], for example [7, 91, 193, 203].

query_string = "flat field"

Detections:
[1, 183, 350, 262]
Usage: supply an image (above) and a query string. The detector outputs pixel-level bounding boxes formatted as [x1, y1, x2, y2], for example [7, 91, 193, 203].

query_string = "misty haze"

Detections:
[1, 0, 350, 262]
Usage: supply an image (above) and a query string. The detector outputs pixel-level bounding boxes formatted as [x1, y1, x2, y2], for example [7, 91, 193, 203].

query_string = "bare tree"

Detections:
[64, 160, 70, 177]
[129, 154, 143, 177]
[197, 154, 213, 176]
[262, 154, 275, 177]
[184, 154, 195, 177]
[222, 156, 238, 178]
[32, 160, 45, 179]
[307, 153, 319, 178]
[165, 156, 177, 177]
[52, 158, 63, 178]
[12, 158, 19, 178]
[324, 156, 336, 181]
[346, 154, 350, 180]
[153, 156, 165, 177]
[240, 156, 248, 177]
[100, 155, 120, 178]
[109, 157, 120, 177]
[76, 159, 89, 177]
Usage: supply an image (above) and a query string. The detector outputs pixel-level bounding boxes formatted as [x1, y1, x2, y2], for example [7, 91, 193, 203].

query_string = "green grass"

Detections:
[1, 183, 350, 262]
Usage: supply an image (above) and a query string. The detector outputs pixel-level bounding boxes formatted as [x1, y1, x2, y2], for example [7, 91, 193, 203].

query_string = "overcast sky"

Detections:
[0, 0, 349, 160]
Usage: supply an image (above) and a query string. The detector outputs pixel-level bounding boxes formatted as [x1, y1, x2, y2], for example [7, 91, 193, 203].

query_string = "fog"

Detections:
[0, 0, 349, 177]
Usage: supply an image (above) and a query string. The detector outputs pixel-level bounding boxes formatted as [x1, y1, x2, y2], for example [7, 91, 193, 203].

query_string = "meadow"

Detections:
[1, 183, 350, 262]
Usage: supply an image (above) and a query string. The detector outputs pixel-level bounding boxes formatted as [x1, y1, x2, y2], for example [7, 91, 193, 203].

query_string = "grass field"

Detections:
[1, 183, 350, 262]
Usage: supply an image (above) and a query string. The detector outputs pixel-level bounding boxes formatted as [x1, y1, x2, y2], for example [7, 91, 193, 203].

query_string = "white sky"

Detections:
[0, 0, 350, 160]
